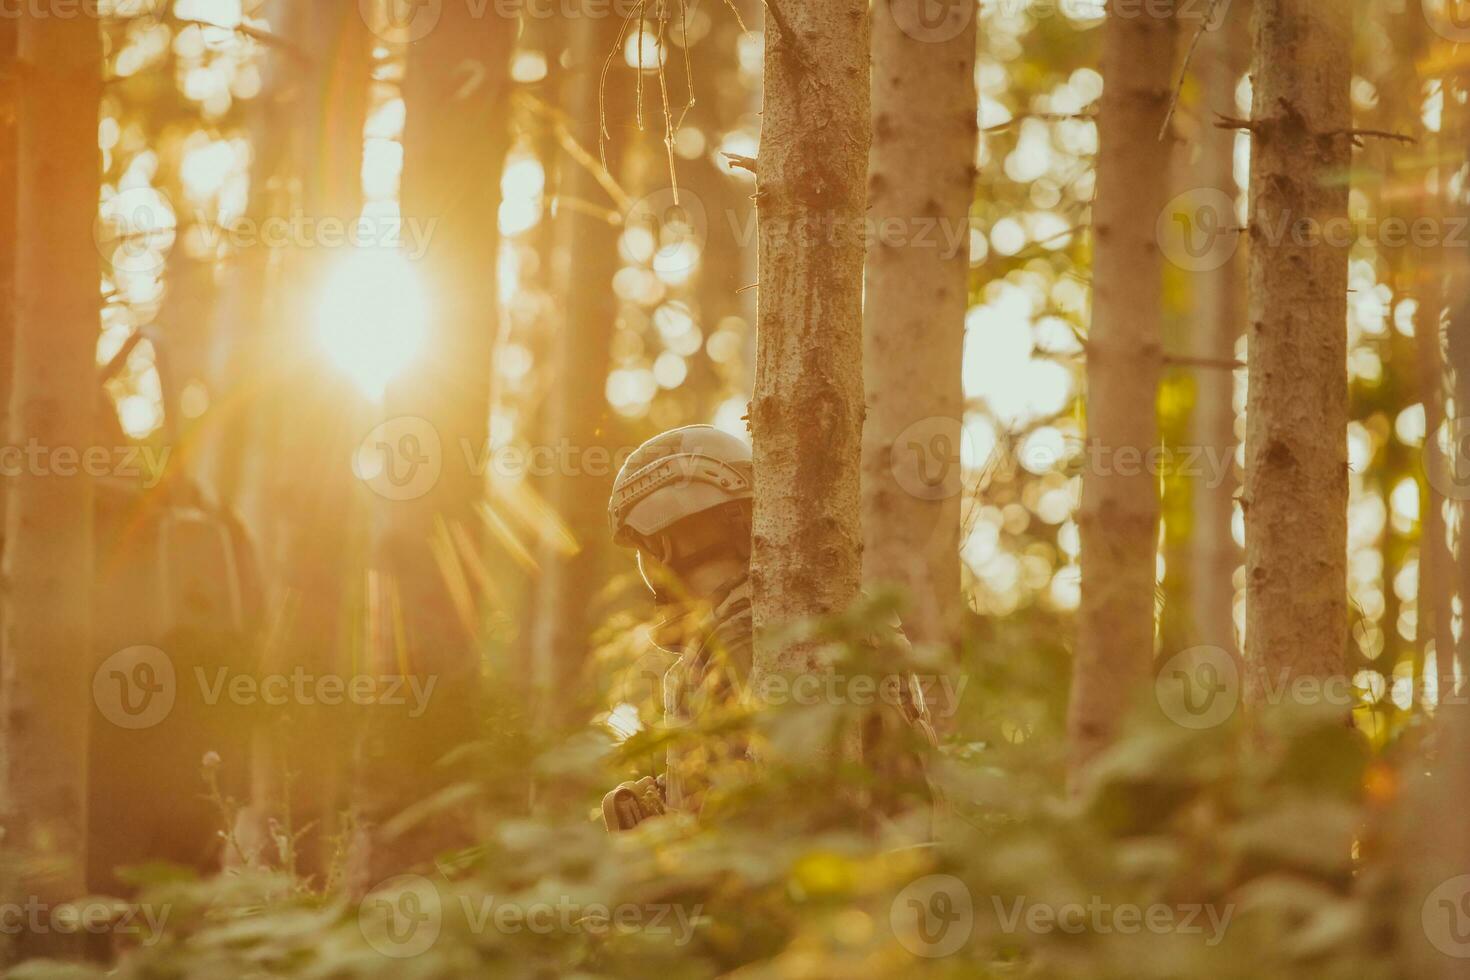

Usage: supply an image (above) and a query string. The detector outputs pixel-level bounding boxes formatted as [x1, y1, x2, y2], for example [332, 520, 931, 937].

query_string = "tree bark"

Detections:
[0, 21, 15, 677]
[353, 6, 513, 884]
[1, 9, 100, 901]
[1186, 19, 1243, 662]
[749, 0, 870, 685]
[861, 0, 976, 674]
[1067, 2, 1176, 774]
[1241, 0, 1352, 708]
[528, 12, 630, 727]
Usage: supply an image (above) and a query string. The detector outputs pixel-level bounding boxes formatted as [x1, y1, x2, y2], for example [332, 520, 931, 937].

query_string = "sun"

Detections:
[315, 247, 430, 400]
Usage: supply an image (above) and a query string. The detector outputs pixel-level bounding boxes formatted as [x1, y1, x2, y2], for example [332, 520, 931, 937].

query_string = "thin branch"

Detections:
[1332, 127, 1418, 148]
[516, 92, 633, 213]
[722, 152, 757, 173]
[1213, 113, 1257, 133]
[600, 1, 645, 172]
[983, 110, 1097, 134]
[1158, 0, 1227, 141]
[170, 16, 311, 64]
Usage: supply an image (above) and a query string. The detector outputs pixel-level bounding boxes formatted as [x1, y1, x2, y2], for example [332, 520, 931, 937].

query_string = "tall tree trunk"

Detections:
[1, 9, 100, 902]
[749, 0, 870, 688]
[233, 0, 374, 881]
[1067, 3, 1176, 774]
[528, 13, 629, 727]
[1241, 0, 1352, 708]
[861, 1, 976, 680]
[0, 21, 15, 674]
[1187, 20, 1243, 661]
[353, 7, 513, 885]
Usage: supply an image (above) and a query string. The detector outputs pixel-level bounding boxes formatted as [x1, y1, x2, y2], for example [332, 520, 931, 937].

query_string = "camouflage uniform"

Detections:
[602, 426, 939, 831]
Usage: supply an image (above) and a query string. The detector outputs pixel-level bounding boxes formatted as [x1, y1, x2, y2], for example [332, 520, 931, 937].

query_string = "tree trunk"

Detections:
[0, 21, 15, 676]
[1241, 0, 1352, 708]
[861, 0, 976, 682]
[353, 7, 513, 885]
[1, 9, 100, 902]
[528, 12, 630, 727]
[1067, 3, 1176, 774]
[1187, 20, 1243, 662]
[230, 0, 374, 882]
[749, 0, 870, 690]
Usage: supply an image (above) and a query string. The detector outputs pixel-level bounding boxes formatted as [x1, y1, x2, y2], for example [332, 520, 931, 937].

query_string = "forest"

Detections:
[0, 0, 1468, 976]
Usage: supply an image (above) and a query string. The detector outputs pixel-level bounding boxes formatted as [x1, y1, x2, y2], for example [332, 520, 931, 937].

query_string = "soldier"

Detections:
[602, 425, 937, 832]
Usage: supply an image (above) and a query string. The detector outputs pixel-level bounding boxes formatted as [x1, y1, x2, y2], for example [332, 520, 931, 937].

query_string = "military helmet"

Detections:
[609, 425, 753, 549]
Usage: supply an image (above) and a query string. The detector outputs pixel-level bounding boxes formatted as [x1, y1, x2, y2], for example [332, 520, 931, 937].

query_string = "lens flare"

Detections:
[315, 248, 429, 400]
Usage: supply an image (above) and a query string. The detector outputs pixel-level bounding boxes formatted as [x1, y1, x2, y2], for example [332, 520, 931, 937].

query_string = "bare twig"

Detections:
[1158, 0, 1228, 141]
[1332, 127, 1418, 147]
[722, 151, 757, 173]
[516, 92, 633, 213]
[1213, 113, 1257, 133]
[983, 110, 1097, 134]
[170, 16, 311, 64]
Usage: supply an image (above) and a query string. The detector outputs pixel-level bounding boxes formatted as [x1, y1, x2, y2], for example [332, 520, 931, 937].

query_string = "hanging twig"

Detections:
[517, 91, 633, 213]
[1158, 0, 1228, 141]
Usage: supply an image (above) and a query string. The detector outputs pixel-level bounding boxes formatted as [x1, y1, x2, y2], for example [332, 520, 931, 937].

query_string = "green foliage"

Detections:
[6, 603, 1428, 980]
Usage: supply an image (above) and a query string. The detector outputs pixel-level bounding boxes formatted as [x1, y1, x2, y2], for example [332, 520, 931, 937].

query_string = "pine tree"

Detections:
[749, 0, 870, 685]
[1067, 1, 1177, 773]
[861, 0, 977, 692]
[1241, 0, 1353, 707]
[1, 9, 102, 900]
